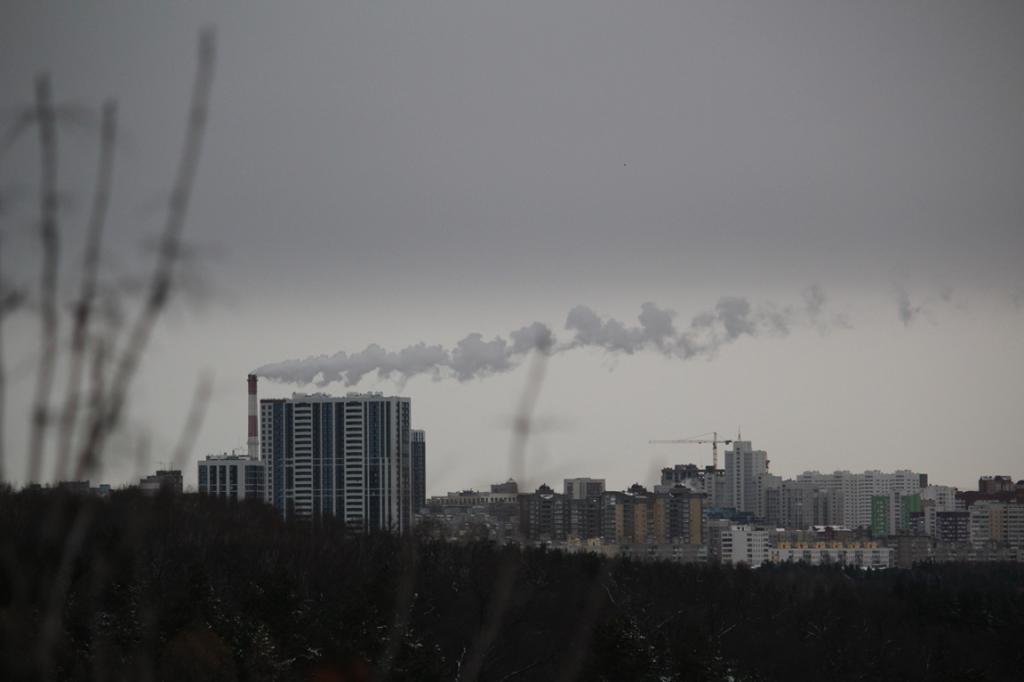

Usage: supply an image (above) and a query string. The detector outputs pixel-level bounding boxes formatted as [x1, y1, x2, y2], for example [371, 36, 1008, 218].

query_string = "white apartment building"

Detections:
[724, 441, 769, 514]
[795, 469, 927, 529]
[921, 485, 961, 537]
[921, 485, 960, 511]
[720, 525, 769, 566]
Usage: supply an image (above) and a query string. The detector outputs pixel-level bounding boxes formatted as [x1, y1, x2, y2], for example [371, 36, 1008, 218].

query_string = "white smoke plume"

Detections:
[254, 291, 843, 386]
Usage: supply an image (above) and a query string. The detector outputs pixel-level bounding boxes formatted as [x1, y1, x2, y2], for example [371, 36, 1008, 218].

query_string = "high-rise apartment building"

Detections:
[777, 480, 834, 529]
[754, 472, 782, 522]
[657, 486, 704, 545]
[724, 440, 768, 514]
[566, 495, 604, 541]
[599, 484, 704, 546]
[870, 495, 891, 536]
[261, 392, 412, 531]
[519, 484, 567, 542]
[969, 501, 1024, 549]
[411, 430, 426, 514]
[602, 485, 654, 544]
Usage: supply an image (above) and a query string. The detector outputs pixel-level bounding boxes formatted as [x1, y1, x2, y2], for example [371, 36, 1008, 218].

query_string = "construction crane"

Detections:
[648, 431, 732, 470]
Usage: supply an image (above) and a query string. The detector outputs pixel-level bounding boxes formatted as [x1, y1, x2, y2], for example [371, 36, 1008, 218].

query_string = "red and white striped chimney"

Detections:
[247, 374, 259, 460]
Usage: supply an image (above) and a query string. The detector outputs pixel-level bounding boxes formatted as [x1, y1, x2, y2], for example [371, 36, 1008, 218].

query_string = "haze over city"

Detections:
[5, 3, 1024, 680]
[2, 1, 1022, 495]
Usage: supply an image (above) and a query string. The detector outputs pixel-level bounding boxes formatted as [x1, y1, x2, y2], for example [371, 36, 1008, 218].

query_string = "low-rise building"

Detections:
[770, 541, 892, 569]
[197, 453, 266, 501]
[57, 480, 112, 497]
[421, 504, 520, 544]
[427, 489, 519, 508]
[889, 535, 933, 568]
[930, 542, 1020, 563]
[615, 542, 708, 564]
[140, 469, 182, 495]
[564, 478, 605, 499]
[490, 479, 519, 494]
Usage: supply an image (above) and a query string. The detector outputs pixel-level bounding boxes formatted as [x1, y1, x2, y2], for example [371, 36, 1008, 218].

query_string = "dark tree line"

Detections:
[1, 488, 1022, 681]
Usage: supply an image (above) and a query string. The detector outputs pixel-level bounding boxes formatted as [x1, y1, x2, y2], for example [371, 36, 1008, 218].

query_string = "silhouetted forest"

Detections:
[1, 489, 1022, 681]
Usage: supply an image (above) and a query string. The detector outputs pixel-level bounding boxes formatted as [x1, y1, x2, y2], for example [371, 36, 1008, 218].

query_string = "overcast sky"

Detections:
[1, 1, 1022, 494]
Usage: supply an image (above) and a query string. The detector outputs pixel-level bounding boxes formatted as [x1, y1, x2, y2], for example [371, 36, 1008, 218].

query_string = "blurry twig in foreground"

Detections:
[55, 100, 117, 482]
[556, 563, 611, 681]
[36, 501, 96, 677]
[459, 348, 548, 682]
[376, 540, 418, 680]
[76, 337, 109, 482]
[31, 27, 217, 682]
[27, 75, 59, 484]
[170, 371, 213, 472]
[508, 346, 548, 487]
[0, 234, 25, 482]
[76, 29, 215, 478]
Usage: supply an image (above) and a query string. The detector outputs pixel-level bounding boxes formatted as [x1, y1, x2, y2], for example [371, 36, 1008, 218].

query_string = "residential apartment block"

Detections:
[261, 392, 413, 532]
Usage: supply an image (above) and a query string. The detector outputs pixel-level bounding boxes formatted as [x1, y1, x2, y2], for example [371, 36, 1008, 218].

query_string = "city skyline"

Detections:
[1, 2, 1021, 496]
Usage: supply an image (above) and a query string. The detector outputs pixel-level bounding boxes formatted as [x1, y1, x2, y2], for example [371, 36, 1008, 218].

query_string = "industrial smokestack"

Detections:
[247, 374, 259, 460]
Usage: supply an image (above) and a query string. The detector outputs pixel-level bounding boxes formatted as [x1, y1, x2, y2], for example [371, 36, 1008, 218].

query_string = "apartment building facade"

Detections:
[261, 392, 413, 531]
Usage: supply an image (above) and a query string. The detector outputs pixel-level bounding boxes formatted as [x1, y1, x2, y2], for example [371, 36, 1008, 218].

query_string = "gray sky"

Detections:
[1, 1, 1022, 493]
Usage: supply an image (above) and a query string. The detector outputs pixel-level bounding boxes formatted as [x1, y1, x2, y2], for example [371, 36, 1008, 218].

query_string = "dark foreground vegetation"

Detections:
[1, 490, 1022, 681]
